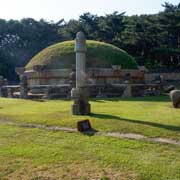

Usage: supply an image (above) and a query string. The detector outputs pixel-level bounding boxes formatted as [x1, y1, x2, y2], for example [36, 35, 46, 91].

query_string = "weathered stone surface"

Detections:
[72, 99, 91, 115]
[20, 74, 28, 99]
[43, 85, 71, 99]
[33, 65, 46, 72]
[7, 88, 14, 98]
[170, 90, 180, 108]
[15, 67, 25, 75]
[122, 85, 132, 98]
[145, 72, 180, 84]
[164, 85, 175, 93]
[71, 32, 91, 115]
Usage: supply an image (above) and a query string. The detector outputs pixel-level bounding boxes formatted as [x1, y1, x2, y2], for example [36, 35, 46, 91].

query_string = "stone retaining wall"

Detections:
[25, 68, 145, 86]
[145, 73, 180, 83]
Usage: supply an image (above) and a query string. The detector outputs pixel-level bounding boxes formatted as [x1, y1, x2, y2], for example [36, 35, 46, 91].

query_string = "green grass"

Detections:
[0, 124, 179, 180]
[26, 40, 137, 70]
[0, 96, 180, 139]
[0, 96, 180, 179]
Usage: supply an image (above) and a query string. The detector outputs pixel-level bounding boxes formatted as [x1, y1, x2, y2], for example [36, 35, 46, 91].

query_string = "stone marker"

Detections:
[71, 32, 91, 115]
[77, 119, 92, 132]
[170, 90, 180, 108]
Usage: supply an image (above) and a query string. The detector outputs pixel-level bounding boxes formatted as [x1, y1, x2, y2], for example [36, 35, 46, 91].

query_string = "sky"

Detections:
[0, 0, 179, 22]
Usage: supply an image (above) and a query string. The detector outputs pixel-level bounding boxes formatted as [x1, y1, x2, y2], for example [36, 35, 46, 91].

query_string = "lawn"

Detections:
[0, 124, 180, 180]
[0, 96, 180, 180]
[0, 96, 180, 139]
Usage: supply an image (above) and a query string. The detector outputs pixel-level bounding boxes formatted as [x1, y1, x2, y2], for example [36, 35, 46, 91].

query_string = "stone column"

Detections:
[122, 85, 132, 98]
[71, 32, 91, 115]
[122, 73, 132, 98]
[16, 67, 28, 99]
[7, 88, 14, 98]
[20, 74, 28, 99]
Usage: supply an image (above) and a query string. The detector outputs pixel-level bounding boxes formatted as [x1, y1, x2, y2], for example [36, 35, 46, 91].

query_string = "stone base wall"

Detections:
[145, 73, 180, 83]
[28, 84, 161, 98]
[1, 83, 162, 99]
[25, 68, 145, 87]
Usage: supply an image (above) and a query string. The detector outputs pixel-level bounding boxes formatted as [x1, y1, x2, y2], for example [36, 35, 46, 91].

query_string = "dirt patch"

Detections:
[5, 162, 137, 180]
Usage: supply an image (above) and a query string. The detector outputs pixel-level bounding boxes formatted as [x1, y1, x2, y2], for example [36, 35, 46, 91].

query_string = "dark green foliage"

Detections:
[1, 2, 180, 81]
[0, 18, 65, 80]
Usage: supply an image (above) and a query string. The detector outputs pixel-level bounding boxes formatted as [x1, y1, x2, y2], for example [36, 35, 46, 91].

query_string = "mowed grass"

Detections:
[0, 96, 180, 139]
[0, 124, 180, 180]
[0, 96, 180, 179]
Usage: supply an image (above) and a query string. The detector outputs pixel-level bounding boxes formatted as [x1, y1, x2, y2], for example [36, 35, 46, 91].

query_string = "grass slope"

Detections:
[26, 40, 137, 70]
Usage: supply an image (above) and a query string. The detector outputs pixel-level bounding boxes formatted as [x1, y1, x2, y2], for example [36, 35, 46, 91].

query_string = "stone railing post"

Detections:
[20, 74, 28, 99]
[16, 67, 28, 99]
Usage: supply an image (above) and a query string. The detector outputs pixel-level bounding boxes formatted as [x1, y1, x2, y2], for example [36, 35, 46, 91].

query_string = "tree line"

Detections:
[0, 2, 180, 81]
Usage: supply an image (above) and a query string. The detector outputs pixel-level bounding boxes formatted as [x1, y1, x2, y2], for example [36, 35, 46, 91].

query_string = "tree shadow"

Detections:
[90, 95, 170, 103]
[90, 113, 180, 132]
[31, 99, 46, 102]
[90, 99, 106, 103]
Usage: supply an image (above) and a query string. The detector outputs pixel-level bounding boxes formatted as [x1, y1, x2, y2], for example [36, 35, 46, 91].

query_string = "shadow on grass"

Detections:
[91, 95, 170, 103]
[31, 99, 46, 102]
[82, 128, 98, 136]
[90, 113, 180, 132]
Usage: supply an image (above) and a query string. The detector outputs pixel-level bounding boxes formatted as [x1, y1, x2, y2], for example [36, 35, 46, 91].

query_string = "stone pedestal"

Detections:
[72, 99, 91, 115]
[71, 87, 90, 115]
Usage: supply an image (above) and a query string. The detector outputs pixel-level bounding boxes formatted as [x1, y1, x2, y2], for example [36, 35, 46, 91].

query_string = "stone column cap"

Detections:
[75, 31, 87, 53]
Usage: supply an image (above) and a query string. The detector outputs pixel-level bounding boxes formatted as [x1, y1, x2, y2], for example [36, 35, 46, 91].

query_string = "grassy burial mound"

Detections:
[26, 40, 138, 70]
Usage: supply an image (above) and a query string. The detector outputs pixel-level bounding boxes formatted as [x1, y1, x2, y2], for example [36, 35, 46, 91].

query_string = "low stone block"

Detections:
[170, 90, 180, 108]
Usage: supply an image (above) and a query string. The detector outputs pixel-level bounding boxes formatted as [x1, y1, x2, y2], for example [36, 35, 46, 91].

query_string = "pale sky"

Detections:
[0, 0, 179, 22]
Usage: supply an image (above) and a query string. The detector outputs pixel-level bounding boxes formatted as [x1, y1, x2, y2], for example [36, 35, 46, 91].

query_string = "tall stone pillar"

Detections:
[71, 32, 91, 115]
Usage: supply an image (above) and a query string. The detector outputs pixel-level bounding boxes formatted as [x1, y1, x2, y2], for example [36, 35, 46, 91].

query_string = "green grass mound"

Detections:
[26, 40, 138, 70]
